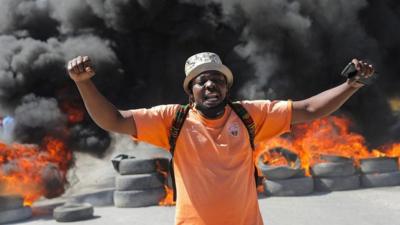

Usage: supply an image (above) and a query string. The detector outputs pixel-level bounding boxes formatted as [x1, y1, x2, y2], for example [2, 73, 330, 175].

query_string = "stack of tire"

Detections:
[113, 157, 168, 207]
[311, 155, 360, 192]
[0, 195, 32, 224]
[258, 148, 314, 196]
[360, 157, 400, 188]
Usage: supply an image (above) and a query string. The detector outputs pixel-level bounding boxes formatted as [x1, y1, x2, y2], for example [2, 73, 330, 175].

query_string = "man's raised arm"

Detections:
[67, 56, 137, 136]
[291, 58, 375, 124]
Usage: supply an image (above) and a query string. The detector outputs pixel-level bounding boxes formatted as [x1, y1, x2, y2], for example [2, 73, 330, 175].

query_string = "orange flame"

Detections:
[261, 150, 294, 167]
[159, 185, 175, 206]
[255, 116, 400, 176]
[378, 143, 400, 164]
[155, 160, 175, 206]
[0, 137, 72, 205]
[60, 102, 84, 123]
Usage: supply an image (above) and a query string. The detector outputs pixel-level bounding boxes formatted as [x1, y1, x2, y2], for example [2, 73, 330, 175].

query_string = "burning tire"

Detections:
[314, 174, 360, 192]
[0, 195, 23, 211]
[263, 176, 314, 196]
[116, 173, 164, 191]
[118, 158, 167, 175]
[360, 157, 399, 174]
[259, 166, 305, 180]
[53, 202, 94, 222]
[114, 187, 165, 208]
[361, 171, 400, 188]
[41, 163, 65, 199]
[311, 161, 356, 177]
[320, 154, 353, 163]
[0, 206, 32, 224]
[257, 147, 303, 180]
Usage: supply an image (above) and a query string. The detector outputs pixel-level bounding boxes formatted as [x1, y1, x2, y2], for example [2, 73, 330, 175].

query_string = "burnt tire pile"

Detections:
[0, 195, 32, 224]
[259, 149, 314, 196]
[360, 157, 400, 188]
[260, 153, 400, 197]
[114, 157, 167, 208]
[311, 156, 360, 192]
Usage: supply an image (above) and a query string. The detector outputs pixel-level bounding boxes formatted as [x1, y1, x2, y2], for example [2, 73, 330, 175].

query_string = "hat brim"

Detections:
[183, 63, 233, 94]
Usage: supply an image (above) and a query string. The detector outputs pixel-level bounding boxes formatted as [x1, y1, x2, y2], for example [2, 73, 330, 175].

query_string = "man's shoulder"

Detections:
[234, 99, 272, 105]
[150, 104, 181, 111]
[233, 99, 272, 110]
[232, 99, 290, 115]
[132, 104, 182, 121]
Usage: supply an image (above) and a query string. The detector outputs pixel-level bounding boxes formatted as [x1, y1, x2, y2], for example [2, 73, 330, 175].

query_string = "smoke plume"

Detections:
[0, 0, 399, 153]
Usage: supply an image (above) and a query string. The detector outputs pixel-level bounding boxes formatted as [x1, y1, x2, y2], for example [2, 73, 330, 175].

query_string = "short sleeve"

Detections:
[131, 104, 179, 150]
[239, 100, 292, 143]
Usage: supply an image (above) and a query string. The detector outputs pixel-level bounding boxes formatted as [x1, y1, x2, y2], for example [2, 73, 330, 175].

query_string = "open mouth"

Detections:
[204, 93, 220, 102]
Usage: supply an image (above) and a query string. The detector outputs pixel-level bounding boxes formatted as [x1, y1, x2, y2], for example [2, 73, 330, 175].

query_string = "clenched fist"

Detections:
[347, 58, 375, 88]
[67, 56, 95, 82]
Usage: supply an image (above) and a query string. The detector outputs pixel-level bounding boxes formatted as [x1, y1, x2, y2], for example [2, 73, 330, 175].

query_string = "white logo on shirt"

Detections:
[228, 123, 240, 137]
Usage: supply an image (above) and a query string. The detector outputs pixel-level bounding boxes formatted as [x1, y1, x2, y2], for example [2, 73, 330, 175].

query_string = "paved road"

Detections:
[18, 186, 400, 225]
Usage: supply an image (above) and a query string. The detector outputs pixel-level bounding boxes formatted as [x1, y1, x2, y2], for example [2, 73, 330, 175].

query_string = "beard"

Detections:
[195, 99, 227, 119]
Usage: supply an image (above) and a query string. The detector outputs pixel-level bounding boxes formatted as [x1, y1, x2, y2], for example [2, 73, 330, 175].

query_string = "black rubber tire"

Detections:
[311, 161, 356, 177]
[116, 173, 164, 191]
[259, 166, 304, 180]
[314, 174, 360, 192]
[114, 187, 165, 208]
[53, 203, 94, 222]
[0, 195, 23, 211]
[361, 171, 400, 188]
[263, 176, 314, 196]
[320, 154, 353, 163]
[154, 157, 170, 172]
[0, 206, 32, 224]
[257, 148, 303, 180]
[118, 158, 168, 175]
[360, 157, 399, 174]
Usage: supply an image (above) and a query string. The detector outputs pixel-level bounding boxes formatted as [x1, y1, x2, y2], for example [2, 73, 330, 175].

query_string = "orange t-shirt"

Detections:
[131, 100, 292, 225]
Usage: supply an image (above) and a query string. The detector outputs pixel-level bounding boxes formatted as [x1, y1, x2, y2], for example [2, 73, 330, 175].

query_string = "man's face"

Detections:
[190, 71, 228, 108]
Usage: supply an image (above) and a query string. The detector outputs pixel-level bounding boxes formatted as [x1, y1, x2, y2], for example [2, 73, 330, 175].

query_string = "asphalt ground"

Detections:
[16, 185, 400, 225]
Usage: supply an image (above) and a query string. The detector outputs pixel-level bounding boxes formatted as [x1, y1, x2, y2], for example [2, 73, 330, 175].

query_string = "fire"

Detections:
[378, 143, 400, 164]
[386, 143, 400, 157]
[255, 137, 294, 164]
[159, 185, 175, 206]
[255, 116, 400, 176]
[155, 160, 175, 206]
[60, 102, 84, 123]
[265, 153, 289, 166]
[260, 149, 295, 167]
[0, 137, 72, 205]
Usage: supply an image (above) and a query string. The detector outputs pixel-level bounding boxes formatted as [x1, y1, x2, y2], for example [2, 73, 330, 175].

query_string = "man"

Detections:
[67, 52, 374, 225]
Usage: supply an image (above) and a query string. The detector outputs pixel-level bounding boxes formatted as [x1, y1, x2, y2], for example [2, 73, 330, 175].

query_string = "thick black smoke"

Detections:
[0, 0, 399, 153]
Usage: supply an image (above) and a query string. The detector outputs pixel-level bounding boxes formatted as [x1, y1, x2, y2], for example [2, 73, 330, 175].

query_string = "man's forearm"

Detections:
[75, 80, 133, 134]
[67, 56, 136, 135]
[292, 81, 360, 124]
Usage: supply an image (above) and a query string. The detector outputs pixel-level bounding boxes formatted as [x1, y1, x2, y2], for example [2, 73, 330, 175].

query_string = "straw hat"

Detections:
[183, 52, 233, 94]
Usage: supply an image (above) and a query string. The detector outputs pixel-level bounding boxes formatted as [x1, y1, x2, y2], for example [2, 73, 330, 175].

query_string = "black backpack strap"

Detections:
[169, 104, 190, 155]
[227, 101, 256, 150]
[168, 104, 190, 201]
[228, 101, 262, 186]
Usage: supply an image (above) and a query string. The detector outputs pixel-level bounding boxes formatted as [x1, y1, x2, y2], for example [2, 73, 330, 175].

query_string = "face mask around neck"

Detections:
[195, 99, 227, 119]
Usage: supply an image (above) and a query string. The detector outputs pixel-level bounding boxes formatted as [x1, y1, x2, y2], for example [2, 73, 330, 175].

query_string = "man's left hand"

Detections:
[347, 58, 375, 88]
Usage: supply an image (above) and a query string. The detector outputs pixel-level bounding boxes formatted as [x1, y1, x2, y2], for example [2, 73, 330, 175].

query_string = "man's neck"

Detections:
[195, 101, 227, 119]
